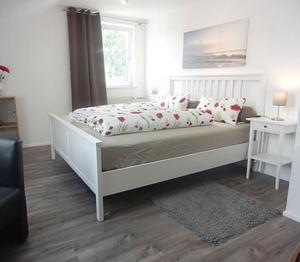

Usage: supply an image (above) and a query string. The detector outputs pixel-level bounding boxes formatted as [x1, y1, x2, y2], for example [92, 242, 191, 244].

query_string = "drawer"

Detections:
[252, 122, 281, 133]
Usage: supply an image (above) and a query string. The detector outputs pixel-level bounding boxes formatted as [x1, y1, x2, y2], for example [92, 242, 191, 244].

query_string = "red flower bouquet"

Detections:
[0, 65, 10, 95]
[0, 65, 10, 82]
[0, 65, 10, 73]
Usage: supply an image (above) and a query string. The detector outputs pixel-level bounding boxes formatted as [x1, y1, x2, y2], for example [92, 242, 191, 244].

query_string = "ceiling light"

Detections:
[121, 0, 128, 5]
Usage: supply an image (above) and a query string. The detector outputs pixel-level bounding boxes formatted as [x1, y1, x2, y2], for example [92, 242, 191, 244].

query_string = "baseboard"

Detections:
[23, 141, 50, 148]
[283, 210, 300, 223]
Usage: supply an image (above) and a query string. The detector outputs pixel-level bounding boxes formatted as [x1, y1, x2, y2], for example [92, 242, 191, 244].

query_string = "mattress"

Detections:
[67, 117, 250, 171]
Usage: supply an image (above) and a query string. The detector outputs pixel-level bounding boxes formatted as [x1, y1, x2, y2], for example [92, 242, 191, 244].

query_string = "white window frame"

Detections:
[102, 21, 136, 89]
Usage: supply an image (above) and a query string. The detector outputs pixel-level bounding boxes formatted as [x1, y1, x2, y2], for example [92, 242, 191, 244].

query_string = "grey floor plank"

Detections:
[0, 146, 299, 262]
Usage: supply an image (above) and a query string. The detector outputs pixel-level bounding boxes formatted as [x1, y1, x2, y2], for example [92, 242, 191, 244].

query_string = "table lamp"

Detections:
[272, 91, 287, 121]
[151, 85, 160, 101]
[151, 85, 160, 95]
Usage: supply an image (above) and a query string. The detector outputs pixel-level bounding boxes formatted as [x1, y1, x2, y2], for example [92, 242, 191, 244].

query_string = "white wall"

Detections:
[0, 2, 72, 147]
[0, 1, 146, 146]
[146, 0, 300, 180]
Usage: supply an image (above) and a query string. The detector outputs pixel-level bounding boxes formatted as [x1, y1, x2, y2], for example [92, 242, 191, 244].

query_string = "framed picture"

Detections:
[183, 19, 249, 68]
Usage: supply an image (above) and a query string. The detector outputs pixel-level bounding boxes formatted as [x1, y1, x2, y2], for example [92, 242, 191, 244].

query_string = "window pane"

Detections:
[103, 28, 131, 86]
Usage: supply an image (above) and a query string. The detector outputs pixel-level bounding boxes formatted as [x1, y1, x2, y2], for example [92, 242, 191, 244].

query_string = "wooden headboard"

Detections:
[170, 73, 268, 115]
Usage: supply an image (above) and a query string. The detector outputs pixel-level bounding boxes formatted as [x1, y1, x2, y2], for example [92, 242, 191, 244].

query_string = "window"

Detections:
[102, 22, 135, 88]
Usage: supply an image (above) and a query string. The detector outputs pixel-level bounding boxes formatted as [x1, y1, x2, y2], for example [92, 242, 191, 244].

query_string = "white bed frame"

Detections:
[49, 73, 267, 221]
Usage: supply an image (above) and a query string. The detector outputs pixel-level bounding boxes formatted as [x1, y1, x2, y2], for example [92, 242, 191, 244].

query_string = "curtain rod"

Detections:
[60, 6, 99, 13]
[58, 6, 148, 25]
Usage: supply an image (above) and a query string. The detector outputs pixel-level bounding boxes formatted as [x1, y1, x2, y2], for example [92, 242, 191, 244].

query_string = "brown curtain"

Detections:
[67, 7, 107, 110]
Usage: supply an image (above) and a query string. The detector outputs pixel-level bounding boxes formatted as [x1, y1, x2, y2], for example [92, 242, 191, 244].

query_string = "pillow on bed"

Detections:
[196, 96, 246, 125]
[168, 95, 189, 110]
[156, 95, 189, 110]
[238, 106, 257, 123]
[187, 100, 200, 109]
[155, 95, 169, 109]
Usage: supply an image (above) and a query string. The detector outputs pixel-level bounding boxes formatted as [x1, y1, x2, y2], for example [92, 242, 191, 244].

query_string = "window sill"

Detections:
[106, 85, 137, 89]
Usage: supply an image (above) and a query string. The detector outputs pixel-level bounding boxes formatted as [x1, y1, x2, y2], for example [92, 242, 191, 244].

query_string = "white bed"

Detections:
[49, 73, 267, 221]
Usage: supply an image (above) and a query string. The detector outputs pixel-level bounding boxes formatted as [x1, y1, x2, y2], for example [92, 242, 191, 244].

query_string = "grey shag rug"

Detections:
[152, 182, 281, 245]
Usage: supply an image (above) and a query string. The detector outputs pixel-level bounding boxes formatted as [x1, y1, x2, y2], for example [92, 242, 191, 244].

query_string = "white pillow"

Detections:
[156, 95, 189, 110]
[168, 95, 189, 110]
[197, 96, 246, 125]
[155, 95, 169, 109]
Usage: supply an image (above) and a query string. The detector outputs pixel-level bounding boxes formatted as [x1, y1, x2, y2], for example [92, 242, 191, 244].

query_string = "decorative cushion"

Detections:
[238, 106, 257, 123]
[187, 100, 200, 109]
[155, 95, 169, 109]
[156, 95, 189, 110]
[168, 95, 189, 110]
[197, 96, 246, 125]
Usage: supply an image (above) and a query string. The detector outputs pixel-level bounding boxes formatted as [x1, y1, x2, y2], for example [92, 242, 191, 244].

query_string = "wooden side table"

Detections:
[0, 96, 19, 139]
[246, 117, 297, 190]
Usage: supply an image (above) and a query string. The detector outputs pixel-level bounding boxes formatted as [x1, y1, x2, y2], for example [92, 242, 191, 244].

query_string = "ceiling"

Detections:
[1, 0, 199, 21]
[59, 0, 199, 19]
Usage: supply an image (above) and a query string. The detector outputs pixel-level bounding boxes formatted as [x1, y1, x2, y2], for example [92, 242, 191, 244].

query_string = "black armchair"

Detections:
[0, 139, 28, 243]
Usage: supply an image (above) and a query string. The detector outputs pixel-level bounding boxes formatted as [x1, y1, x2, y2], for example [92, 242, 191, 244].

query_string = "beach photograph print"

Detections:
[183, 19, 249, 68]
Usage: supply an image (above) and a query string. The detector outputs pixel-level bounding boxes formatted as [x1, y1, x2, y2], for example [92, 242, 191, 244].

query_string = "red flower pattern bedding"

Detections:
[197, 97, 246, 125]
[156, 94, 190, 110]
[70, 102, 213, 136]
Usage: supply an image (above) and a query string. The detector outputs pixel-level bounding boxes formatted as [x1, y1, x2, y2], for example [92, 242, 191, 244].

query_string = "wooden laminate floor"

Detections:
[1, 146, 300, 262]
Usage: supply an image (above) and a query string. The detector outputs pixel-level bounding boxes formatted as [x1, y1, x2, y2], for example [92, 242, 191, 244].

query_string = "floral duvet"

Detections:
[70, 102, 214, 136]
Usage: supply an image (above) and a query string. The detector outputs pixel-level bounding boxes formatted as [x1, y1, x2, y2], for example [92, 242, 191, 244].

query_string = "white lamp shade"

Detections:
[273, 92, 288, 106]
[151, 85, 160, 95]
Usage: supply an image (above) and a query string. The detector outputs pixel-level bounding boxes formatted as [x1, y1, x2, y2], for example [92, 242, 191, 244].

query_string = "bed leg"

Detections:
[95, 144, 104, 222]
[50, 145, 56, 160]
[49, 116, 56, 160]
[96, 191, 104, 221]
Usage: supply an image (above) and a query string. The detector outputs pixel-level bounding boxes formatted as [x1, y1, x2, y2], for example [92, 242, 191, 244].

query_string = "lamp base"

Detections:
[271, 106, 284, 121]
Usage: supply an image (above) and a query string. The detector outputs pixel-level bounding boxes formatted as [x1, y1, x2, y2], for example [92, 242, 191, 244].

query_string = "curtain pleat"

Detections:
[67, 7, 107, 110]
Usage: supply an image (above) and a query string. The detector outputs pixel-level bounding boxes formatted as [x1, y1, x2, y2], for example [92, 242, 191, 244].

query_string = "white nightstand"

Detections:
[246, 117, 297, 190]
